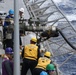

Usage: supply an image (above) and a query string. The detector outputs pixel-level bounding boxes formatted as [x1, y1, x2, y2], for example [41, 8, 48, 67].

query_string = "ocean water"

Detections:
[54, 53, 76, 75]
[54, 22, 76, 75]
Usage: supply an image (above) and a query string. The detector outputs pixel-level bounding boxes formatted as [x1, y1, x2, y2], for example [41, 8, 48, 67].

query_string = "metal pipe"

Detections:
[14, 0, 20, 75]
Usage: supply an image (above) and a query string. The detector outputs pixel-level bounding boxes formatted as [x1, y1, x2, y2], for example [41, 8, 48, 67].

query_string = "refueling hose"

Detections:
[58, 28, 76, 50]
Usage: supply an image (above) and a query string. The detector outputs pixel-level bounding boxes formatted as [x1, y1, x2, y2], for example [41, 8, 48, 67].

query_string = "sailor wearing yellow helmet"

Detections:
[32, 51, 52, 75]
[21, 37, 41, 75]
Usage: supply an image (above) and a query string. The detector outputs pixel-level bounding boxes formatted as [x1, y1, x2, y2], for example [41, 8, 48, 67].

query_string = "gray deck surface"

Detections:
[27, 70, 31, 75]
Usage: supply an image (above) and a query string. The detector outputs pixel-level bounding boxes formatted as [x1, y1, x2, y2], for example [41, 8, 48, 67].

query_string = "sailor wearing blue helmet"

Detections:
[4, 9, 14, 27]
[3, 9, 14, 39]
[9, 9, 14, 15]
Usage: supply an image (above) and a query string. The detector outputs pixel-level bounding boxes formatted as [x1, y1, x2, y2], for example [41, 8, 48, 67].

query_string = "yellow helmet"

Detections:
[31, 37, 37, 42]
[44, 51, 51, 58]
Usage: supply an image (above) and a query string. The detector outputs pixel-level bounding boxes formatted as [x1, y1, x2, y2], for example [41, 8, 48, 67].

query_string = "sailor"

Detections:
[21, 37, 41, 75]
[3, 9, 14, 38]
[40, 71, 48, 75]
[3, 9, 22, 49]
[19, 8, 24, 20]
[32, 51, 52, 75]
[46, 64, 56, 75]
[3, 9, 14, 49]
[2, 47, 13, 75]
[39, 64, 56, 75]
[19, 8, 25, 35]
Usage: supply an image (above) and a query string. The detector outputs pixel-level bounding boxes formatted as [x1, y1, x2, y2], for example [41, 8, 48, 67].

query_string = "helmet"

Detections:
[40, 71, 48, 75]
[31, 37, 37, 42]
[19, 8, 24, 13]
[46, 64, 55, 71]
[5, 47, 13, 54]
[44, 51, 51, 58]
[9, 9, 14, 15]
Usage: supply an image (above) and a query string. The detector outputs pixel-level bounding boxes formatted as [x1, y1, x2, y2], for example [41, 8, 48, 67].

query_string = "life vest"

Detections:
[36, 57, 51, 70]
[24, 44, 38, 60]
[4, 15, 14, 27]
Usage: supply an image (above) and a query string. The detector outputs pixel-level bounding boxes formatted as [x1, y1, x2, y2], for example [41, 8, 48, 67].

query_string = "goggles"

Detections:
[47, 70, 55, 72]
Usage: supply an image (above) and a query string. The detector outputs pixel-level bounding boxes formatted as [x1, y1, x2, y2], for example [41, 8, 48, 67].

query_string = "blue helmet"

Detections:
[40, 71, 48, 75]
[5, 47, 13, 54]
[9, 9, 14, 15]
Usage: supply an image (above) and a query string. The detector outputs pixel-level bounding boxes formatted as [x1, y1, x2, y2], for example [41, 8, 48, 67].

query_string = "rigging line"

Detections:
[60, 25, 73, 31]
[48, 41, 74, 55]
[50, 20, 58, 26]
[46, 40, 54, 55]
[58, 29, 76, 50]
[51, 42, 73, 51]
[51, 0, 76, 33]
[52, 42, 70, 53]
[48, 34, 76, 45]
[59, 52, 75, 68]
[0, 18, 75, 22]
[41, 17, 64, 25]
[51, 51, 74, 58]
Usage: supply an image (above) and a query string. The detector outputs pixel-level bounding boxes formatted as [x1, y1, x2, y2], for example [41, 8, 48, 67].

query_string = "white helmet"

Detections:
[19, 8, 24, 13]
